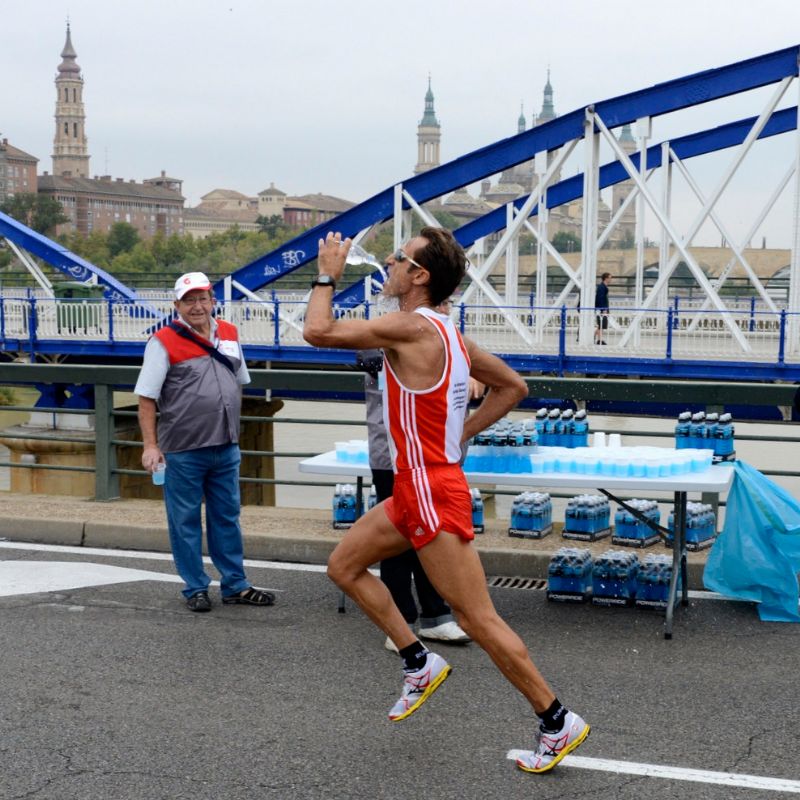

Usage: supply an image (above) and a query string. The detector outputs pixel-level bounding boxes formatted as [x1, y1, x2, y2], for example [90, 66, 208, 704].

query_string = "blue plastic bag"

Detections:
[704, 461, 800, 622]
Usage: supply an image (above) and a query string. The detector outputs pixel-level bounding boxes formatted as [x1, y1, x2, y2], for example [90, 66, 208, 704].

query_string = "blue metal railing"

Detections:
[1, 295, 798, 381]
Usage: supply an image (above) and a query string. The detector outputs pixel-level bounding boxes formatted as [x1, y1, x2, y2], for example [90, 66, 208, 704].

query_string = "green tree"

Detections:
[552, 231, 581, 253]
[107, 222, 140, 258]
[0, 193, 68, 235]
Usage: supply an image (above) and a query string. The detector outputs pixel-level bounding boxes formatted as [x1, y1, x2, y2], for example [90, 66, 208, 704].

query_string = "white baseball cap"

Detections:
[174, 272, 212, 301]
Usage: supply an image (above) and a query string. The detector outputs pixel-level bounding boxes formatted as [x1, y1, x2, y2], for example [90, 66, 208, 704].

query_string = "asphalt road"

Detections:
[1, 540, 799, 800]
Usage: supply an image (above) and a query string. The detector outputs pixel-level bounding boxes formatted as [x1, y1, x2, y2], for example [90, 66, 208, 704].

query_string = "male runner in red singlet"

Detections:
[303, 227, 590, 774]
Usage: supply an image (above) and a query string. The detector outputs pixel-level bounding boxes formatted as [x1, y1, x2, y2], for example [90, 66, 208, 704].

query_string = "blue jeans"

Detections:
[163, 443, 250, 599]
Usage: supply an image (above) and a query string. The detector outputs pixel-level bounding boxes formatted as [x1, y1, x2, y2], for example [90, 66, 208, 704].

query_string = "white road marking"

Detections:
[0, 560, 182, 597]
[0, 541, 727, 599]
[506, 751, 800, 793]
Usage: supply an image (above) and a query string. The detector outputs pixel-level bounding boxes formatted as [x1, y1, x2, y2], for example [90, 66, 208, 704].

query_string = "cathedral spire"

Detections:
[420, 74, 440, 127]
[538, 67, 556, 123]
[517, 102, 526, 134]
[52, 22, 90, 178]
[414, 75, 441, 175]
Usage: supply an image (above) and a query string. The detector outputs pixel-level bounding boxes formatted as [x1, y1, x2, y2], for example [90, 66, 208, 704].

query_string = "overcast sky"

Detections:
[3, 0, 800, 246]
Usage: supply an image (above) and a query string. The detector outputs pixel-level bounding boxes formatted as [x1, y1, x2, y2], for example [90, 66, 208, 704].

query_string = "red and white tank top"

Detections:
[382, 306, 471, 472]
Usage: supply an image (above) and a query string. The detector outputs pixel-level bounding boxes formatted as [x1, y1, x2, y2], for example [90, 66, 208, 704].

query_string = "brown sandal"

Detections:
[222, 587, 275, 606]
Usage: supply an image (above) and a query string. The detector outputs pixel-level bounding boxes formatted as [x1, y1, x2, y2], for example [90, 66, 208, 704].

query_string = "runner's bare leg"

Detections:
[417, 532, 556, 713]
[327, 502, 419, 650]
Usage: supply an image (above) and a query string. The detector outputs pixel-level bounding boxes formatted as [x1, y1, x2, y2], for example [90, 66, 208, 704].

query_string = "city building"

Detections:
[37, 25, 184, 238]
[0, 139, 38, 202]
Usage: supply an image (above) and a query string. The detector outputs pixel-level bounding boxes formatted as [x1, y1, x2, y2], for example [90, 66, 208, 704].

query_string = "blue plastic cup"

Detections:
[152, 464, 166, 486]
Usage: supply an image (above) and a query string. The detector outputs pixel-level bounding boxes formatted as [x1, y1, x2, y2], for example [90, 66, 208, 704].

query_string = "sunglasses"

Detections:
[390, 248, 426, 271]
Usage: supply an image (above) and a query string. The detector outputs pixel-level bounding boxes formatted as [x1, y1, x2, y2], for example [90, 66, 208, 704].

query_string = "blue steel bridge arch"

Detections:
[218, 44, 799, 300]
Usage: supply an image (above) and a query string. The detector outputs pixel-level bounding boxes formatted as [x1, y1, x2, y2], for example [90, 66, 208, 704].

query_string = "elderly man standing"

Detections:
[135, 272, 275, 612]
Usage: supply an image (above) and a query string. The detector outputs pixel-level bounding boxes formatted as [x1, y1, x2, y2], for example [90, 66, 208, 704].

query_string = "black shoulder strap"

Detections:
[168, 321, 236, 374]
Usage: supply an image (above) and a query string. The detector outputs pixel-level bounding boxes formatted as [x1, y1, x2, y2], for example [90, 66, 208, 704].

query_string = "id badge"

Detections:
[218, 340, 239, 358]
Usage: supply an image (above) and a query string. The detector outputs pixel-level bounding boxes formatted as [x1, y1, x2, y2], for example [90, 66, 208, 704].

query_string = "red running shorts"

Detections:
[384, 464, 475, 550]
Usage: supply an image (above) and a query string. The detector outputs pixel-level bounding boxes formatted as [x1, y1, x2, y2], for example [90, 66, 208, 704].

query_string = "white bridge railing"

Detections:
[0, 295, 796, 365]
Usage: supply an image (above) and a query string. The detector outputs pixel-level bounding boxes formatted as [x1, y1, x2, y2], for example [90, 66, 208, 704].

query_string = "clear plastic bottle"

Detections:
[342, 241, 387, 278]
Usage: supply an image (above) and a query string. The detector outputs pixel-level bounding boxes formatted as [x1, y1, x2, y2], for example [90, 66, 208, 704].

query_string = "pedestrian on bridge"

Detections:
[304, 228, 590, 774]
[594, 272, 612, 344]
[135, 272, 275, 613]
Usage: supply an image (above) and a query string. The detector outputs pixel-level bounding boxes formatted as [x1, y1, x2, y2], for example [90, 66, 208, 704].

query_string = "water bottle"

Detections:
[716, 413, 735, 457]
[674, 411, 692, 449]
[573, 409, 589, 447]
[690, 412, 707, 450]
[342, 241, 387, 278]
[561, 408, 575, 448]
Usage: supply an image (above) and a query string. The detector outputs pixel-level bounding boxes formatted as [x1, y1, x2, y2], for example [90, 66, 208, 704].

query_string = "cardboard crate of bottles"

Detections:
[547, 547, 592, 602]
[665, 501, 717, 551]
[634, 553, 680, 610]
[675, 410, 736, 463]
[612, 499, 661, 548]
[562, 494, 612, 542]
[591, 550, 640, 606]
[547, 549, 679, 608]
[509, 491, 553, 539]
[331, 483, 359, 530]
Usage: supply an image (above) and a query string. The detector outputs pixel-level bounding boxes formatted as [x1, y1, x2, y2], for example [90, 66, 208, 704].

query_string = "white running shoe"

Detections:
[515, 711, 591, 774]
[418, 620, 471, 644]
[388, 653, 451, 722]
[384, 636, 399, 653]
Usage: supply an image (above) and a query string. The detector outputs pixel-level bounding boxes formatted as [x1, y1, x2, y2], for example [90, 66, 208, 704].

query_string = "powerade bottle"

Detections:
[367, 485, 378, 510]
[474, 431, 492, 472]
[545, 409, 561, 447]
[690, 412, 707, 450]
[716, 413, 735, 457]
[704, 413, 719, 447]
[675, 411, 692, 449]
[342, 484, 357, 524]
[561, 409, 575, 448]
[492, 428, 509, 473]
[332, 483, 342, 525]
[507, 426, 525, 473]
[471, 488, 485, 533]
[535, 408, 548, 440]
[573, 409, 589, 447]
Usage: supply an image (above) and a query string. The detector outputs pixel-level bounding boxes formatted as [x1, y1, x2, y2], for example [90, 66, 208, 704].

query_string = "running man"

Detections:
[303, 227, 589, 774]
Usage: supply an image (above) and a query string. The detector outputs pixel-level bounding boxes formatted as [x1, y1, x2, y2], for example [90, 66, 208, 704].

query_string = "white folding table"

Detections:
[298, 452, 735, 638]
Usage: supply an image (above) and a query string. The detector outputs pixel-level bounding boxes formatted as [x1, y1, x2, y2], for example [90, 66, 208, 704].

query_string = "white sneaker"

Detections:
[384, 636, 399, 653]
[515, 711, 591, 773]
[388, 652, 451, 722]
[418, 620, 471, 644]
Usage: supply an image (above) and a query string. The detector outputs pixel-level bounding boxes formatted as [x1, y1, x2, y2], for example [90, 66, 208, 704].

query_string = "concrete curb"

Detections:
[2, 517, 709, 588]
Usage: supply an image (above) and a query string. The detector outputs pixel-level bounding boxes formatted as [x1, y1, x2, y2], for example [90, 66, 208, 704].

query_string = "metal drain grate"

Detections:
[487, 576, 547, 591]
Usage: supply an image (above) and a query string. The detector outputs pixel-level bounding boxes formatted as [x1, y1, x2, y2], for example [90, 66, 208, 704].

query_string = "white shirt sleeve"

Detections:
[237, 342, 250, 385]
[134, 337, 170, 399]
